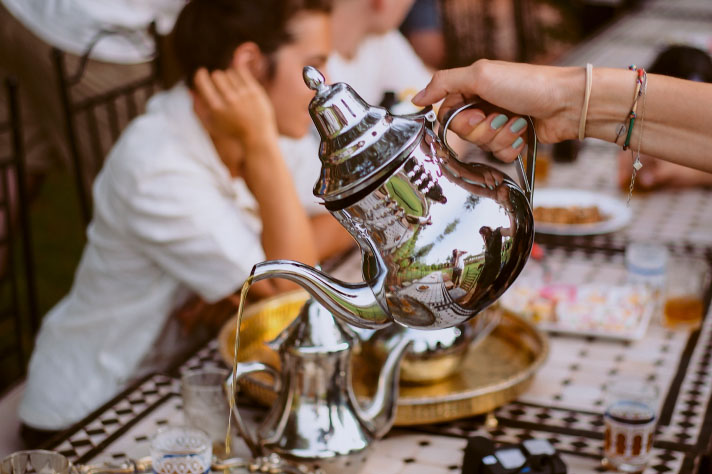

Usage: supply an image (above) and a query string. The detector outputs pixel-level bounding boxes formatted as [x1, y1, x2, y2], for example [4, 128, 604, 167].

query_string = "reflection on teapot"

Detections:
[226, 300, 411, 474]
[250, 67, 537, 330]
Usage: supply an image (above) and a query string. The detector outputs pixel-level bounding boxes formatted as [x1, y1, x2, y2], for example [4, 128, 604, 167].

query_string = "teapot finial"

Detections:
[303, 66, 328, 95]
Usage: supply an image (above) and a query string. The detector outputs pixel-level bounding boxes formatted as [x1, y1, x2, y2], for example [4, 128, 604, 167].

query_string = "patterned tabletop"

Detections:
[50, 242, 712, 473]
[47, 1, 712, 472]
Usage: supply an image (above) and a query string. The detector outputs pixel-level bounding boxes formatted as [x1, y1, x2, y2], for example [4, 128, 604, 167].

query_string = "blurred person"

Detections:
[328, 0, 432, 108]
[411, 60, 712, 172]
[400, 0, 446, 69]
[18, 0, 354, 442]
[0, 0, 184, 185]
[617, 45, 712, 190]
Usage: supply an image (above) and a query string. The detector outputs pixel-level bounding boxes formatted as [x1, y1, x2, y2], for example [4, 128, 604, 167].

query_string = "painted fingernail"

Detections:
[510, 117, 527, 133]
[468, 112, 486, 127]
[491, 114, 508, 130]
[512, 137, 524, 149]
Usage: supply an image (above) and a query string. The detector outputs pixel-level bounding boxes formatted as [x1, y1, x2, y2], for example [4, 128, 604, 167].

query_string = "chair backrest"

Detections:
[0, 77, 39, 393]
[441, 0, 543, 66]
[52, 27, 164, 224]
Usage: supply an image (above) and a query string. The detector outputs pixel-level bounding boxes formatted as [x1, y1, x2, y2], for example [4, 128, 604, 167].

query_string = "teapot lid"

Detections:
[271, 298, 356, 354]
[303, 66, 424, 205]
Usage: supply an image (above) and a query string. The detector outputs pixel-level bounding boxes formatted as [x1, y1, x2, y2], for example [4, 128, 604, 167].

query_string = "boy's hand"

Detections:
[192, 56, 278, 151]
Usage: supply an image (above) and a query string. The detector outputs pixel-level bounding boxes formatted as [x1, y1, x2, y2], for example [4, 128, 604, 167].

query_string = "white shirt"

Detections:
[19, 84, 320, 429]
[326, 30, 432, 108]
[1, 0, 184, 63]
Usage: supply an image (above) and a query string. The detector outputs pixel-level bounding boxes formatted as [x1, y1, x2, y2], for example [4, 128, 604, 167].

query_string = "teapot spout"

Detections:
[357, 334, 412, 439]
[250, 260, 391, 329]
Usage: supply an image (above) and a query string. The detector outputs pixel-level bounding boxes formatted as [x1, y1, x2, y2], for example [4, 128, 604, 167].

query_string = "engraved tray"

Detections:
[218, 290, 549, 426]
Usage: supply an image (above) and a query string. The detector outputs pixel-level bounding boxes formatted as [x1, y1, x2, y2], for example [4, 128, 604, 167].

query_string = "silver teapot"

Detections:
[251, 67, 537, 330]
[227, 299, 411, 473]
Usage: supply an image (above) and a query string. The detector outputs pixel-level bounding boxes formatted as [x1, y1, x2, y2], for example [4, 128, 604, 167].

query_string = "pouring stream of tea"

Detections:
[225, 276, 253, 455]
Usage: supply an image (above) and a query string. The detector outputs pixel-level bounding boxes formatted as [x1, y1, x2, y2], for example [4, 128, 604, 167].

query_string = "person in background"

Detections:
[617, 45, 712, 190]
[0, 0, 185, 188]
[327, 0, 432, 108]
[400, 0, 447, 69]
[18, 0, 352, 444]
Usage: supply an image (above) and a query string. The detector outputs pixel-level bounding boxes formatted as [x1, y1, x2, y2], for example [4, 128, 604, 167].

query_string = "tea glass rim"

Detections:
[150, 425, 211, 455]
[604, 377, 659, 409]
[1, 450, 75, 474]
[181, 367, 230, 393]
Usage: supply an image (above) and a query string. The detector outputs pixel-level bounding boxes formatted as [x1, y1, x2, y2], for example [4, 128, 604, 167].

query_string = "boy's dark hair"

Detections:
[649, 45, 712, 83]
[172, 0, 331, 87]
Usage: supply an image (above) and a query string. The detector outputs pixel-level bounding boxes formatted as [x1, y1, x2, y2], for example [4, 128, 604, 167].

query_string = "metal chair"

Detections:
[441, 0, 543, 66]
[52, 28, 163, 224]
[0, 77, 39, 393]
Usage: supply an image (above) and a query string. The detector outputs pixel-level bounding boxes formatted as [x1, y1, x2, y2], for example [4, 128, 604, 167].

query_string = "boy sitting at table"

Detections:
[18, 0, 354, 442]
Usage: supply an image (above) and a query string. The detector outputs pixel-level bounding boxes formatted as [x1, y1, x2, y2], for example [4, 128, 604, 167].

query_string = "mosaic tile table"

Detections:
[49, 239, 712, 473]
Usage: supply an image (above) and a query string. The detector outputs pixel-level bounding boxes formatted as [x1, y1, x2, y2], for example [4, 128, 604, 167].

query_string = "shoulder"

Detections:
[101, 87, 212, 191]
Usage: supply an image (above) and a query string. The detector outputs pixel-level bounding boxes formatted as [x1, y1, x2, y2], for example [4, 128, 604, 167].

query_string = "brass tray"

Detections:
[218, 290, 549, 426]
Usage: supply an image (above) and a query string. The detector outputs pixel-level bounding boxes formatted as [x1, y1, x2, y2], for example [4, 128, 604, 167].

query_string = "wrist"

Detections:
[555, 66, 587, 141]
[243, 128, 280, 154]
[585, 68, 638, 143]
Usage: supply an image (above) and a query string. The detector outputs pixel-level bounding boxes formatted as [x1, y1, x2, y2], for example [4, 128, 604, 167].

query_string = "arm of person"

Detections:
[192, 65, 318, 299]
[618, 152, 712, 190]
[412, 60, 712, 172]
[310, 213, 356, 261]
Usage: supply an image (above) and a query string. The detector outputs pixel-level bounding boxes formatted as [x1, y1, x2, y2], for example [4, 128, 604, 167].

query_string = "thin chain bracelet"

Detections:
[627, 67, 647, 204]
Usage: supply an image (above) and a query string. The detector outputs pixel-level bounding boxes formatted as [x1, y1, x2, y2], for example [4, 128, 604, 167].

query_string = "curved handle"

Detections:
[437, 102, 537, 204]
[224, 362, 281, 458]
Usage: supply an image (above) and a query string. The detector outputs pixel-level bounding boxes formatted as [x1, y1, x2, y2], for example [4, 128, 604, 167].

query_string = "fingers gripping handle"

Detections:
[437, 102, 537, 204]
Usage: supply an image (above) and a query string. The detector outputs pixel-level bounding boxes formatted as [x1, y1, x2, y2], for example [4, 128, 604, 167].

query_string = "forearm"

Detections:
[310, 213, 356, 261]
[584, 69, 712, 171]
[245, 141, 318, 292]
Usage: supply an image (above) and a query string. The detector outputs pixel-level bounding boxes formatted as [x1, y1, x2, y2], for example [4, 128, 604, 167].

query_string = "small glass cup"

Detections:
[625, 242, 668, 318]
[663, 257, 708, 330]
[181, 367, 233, 458]
[150, 426, 211, 474]
[602, 379, 659, 473]
[625, 242, 668, 291]
[1, 451, 74, 474]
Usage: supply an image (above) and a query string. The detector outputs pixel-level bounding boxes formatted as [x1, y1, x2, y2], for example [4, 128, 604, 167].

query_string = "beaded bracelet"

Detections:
[621, 66, 648, 203]
[615, 66, 647, 151]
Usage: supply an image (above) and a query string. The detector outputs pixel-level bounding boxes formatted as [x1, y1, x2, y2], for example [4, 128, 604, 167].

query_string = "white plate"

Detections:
[500, 282, 655, 341]
[532, 188, 632, 235]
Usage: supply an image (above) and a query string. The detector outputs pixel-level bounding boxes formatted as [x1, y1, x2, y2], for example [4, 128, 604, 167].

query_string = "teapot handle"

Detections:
[437, 102, 537, 204]
[224, 361, 281, 458]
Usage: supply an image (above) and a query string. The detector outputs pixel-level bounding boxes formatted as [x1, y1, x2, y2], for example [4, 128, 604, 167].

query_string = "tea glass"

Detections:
[150, 426, 211, 474]
[602, 379, 659, 473]
[663, 257, 708, 330]
[181, 367, 233, 457]
[1, 451, 74, 474]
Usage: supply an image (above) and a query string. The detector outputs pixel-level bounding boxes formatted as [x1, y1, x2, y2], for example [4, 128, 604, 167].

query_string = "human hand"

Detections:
[173, 294, 240, 335]
[618, 152, 712, 190]
[413, 60, 583, 162]
[192, 56, 278, 152]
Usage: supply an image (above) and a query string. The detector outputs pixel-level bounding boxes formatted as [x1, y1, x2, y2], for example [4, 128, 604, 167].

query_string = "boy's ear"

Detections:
[231, 42, 269, 81]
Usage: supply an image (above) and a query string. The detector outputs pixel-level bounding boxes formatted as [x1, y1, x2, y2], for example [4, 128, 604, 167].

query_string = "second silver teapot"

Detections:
[227, 299, 411, 473]
[251, 67, 537, 330]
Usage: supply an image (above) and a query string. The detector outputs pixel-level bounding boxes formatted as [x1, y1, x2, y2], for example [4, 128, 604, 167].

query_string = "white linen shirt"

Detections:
[326, 30, 432, 107]
[19, 84, 307, 430]
[1, 0, 184, 63]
